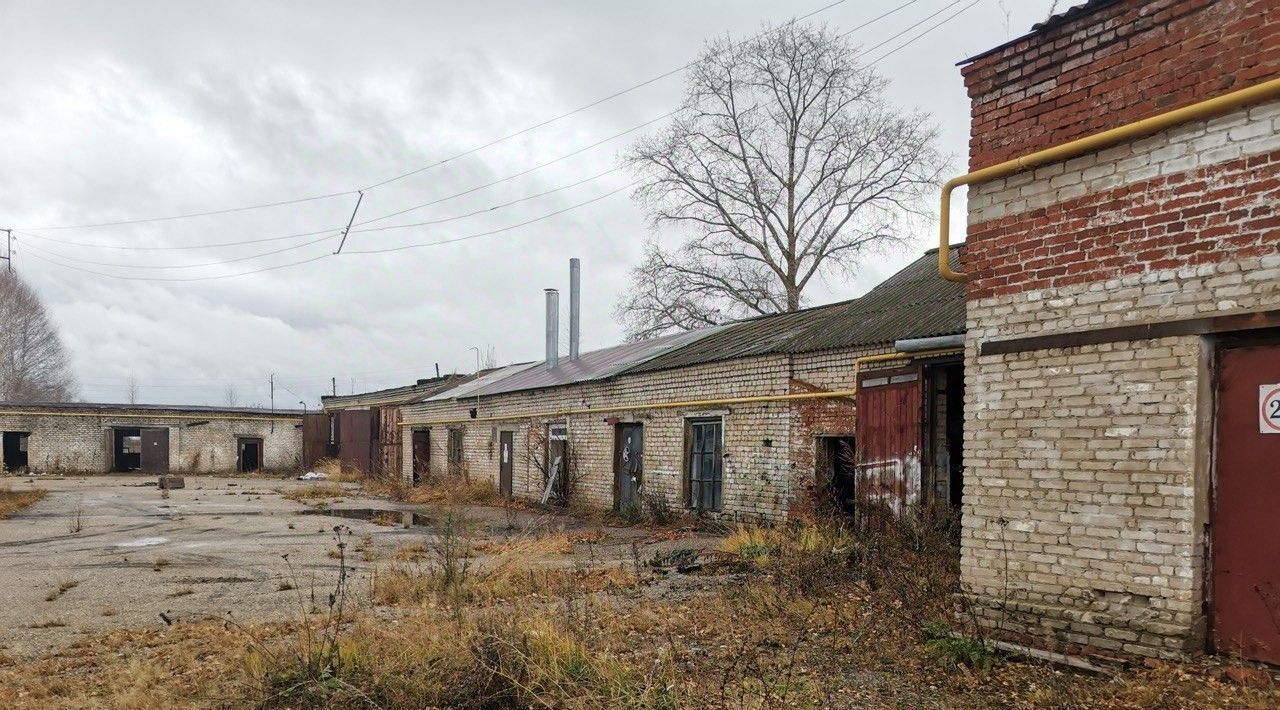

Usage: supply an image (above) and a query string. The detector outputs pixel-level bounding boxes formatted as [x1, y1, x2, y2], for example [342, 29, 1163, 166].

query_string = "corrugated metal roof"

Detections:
[629, 246, 965, 374]
[321, 375, 461, 410]
[462, 327, 726, 399]
[0, 401, 303, 417]
[418, 362, 541, 403]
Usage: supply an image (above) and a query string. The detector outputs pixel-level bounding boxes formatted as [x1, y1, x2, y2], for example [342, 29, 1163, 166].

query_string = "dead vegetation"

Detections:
[280, 482, 347, 502]
[1, 501, 1277, 709]
[0, 483, 46, 519]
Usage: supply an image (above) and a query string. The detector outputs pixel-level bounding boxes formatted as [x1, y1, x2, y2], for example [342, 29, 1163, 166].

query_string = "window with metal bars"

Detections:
[687, 418, 723, 511]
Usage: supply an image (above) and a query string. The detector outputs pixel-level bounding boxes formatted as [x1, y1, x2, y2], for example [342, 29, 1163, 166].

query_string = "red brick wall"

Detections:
[967, 149, 1280, 300]
[963, 0, 1280, 171]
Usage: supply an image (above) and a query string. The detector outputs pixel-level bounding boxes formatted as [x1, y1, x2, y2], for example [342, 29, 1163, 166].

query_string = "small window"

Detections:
[687, 418, 723, 511]
[122, 436, 142, 455]
[447, 428, 464, 476]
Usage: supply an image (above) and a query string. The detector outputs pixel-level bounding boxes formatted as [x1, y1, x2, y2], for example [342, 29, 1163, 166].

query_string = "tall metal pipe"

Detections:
[544, 288, 560, 370]
[569, 258, 581, 361]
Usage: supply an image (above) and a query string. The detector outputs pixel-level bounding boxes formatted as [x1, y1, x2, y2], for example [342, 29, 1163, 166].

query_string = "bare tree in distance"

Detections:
[0, 272, 76, 402]
[617, 23, 946, 340]
[223, 384, 240, 408]
[126, 373, 139, 404]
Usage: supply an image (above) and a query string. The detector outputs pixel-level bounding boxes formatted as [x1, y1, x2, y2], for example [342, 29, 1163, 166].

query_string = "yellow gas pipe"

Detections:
[401, 348, 962, 428]
[939, 76, 1280, 282]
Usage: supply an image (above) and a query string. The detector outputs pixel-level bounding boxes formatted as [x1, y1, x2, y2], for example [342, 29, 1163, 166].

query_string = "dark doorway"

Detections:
[546, 423, 569, 501]
[113, 428, 143, 472]
[943, 363, 965, 508]
[140, 428, 170, 473]
[411, 429, 430, 484]
[2, 432, 30, 472]
[816, 436, 856, 513]
[238, 437, 263, 472]
[1212, 340, 1280, 665]
[498, 430, 514, 498]
[615, 423, 643, 510]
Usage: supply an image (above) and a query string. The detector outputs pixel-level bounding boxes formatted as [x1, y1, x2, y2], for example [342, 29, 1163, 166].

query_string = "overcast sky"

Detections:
[0, 0, 1057, 407]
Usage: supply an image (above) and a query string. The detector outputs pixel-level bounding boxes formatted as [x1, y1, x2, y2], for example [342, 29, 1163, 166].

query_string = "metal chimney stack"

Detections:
[569, 258, 581, 361]
[544, 288, 560, 370]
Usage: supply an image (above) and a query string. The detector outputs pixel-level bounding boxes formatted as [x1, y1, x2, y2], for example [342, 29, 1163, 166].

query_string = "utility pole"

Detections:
[331, 377, 337, 396]
[1, 229, 12, 272]
[269, 374, 275, 432]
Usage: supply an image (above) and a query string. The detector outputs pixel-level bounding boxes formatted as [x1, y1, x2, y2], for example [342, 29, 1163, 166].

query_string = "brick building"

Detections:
[317, 375, 468, 476]
[954, 0, 1280, 664]
[0, 402, 303, 474]
[399, 248, 965, 521]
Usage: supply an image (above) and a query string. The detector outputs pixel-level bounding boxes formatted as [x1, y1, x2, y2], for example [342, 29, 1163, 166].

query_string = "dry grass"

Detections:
[43, 580, 79, 602]
[306, 458, 363, 482]
[0, 484, 46, 519]
[2, 507, 1278, 709]
[152, 556, 170, 572]
[281, 482, 347, 502]
[363, 474, 501, 506]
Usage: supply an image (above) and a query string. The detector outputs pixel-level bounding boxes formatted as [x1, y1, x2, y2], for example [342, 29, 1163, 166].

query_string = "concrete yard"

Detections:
[0, 475, 697, 657]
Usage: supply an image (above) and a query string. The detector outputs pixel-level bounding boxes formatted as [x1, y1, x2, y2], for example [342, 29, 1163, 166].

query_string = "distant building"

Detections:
[0, 402, 303, 474]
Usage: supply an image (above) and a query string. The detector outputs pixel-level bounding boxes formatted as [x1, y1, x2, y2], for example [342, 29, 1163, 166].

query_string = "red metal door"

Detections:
[140, 428, 170, 473]
[854, 366, 923, 517]
[337, 410, 374, 474]
[1214, 342, 1280, 664]
[301, 413, 329, 470]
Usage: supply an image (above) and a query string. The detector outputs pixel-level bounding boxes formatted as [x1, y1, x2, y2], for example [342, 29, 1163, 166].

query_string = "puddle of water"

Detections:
[298, 508, 432, 528]
[117, 536, 169, 548]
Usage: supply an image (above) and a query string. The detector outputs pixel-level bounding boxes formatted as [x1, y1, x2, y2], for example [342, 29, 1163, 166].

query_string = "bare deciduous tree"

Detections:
[223, 384, 240, 408]
[617, 23, 946, 340]
[0, 272, 76, 402]
[126, 373, 139, 404]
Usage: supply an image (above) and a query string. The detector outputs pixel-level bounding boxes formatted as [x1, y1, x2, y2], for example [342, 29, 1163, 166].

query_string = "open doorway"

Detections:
[815, 436, 856, 513]
[113, 428, 142, 471]
[2, 432, 30, 472]
[238, 437, 264, 472]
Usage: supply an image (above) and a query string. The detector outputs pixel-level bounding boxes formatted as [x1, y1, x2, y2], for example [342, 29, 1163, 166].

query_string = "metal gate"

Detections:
[301, 413, 329, 470]
[140, 428, 170, 473]
[336, 410, 375, 474]
[854, 365, 923, 517]
[1213, 341, 1280, 664]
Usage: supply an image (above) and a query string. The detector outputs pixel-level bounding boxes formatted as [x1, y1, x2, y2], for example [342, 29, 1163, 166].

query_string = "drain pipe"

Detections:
[938, 76, 1280, 282]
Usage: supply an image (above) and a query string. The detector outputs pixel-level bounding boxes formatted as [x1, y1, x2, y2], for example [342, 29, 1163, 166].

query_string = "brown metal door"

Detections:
[1213, 342, 1280, 664]
[615, 423, 643, 509]
[411, 429, 430, 483]
[499, 431, 514, 498]
[140, 428, 169, 473]
[302, 413, 329, 469]
[854, 366, 923, 518]
[337, 410, 374, 474]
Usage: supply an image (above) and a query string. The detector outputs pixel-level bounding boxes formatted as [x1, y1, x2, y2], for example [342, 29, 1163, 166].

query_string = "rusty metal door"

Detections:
[499, 431, 514, 498]
[337, 410, 374, 474]
[615, 423, 643, 510]
[139, 428, 169, 473]
[854, 366, 923, 518]
[1213, 341, 1280, 664]
[411, 429, 430, 483]
[302, 413, 329, 470]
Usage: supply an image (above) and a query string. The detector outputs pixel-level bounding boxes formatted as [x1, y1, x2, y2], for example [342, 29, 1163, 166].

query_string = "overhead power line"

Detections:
[11, 0, 875, 232]
[17, 231, 342, 269]
[22, 0, 972, 282]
